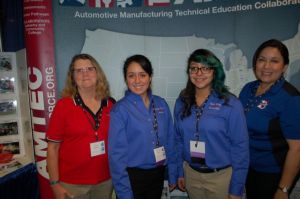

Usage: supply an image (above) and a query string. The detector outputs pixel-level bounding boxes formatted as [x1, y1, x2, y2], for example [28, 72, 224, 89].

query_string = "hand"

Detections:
[177, 177, 186, 192]
[228, 194, 242, 199]
[51, 183, 74, 199]
[274, 189, 289, 199]
[169, 184, 176, 192]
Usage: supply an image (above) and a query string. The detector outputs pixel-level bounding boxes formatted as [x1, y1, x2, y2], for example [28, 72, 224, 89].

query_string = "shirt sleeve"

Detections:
[163, 100, 177, 185]
[281, 96, 300, 139]
[108, 105, 134, 199]
[46, 99, 65, 142]
[228, 98, 249, 196]
[173, 99, 185, 178]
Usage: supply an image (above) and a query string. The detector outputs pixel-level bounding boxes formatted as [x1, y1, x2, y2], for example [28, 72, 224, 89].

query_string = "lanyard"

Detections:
[82, 105, 103, 141]
[151, 100, 160, 147]
[244, 94, 263, 113]
[243, 83, 266, 113]
[194, 95, 210, 142]
[244, 78, 282, 112]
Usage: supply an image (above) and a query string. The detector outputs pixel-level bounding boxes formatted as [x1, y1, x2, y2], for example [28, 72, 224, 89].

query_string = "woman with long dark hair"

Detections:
[108, 54, 177, 199]
[174, 49, 249, 199]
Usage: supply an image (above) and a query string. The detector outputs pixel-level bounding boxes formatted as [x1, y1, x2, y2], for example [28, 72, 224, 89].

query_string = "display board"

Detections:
[0, 49, 34, 177]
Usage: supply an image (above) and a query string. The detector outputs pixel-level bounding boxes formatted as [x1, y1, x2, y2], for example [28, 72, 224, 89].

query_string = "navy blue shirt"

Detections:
[174, 91, 249, 197]
[239, 78, 300, 173]
[108, 90, 177, 199]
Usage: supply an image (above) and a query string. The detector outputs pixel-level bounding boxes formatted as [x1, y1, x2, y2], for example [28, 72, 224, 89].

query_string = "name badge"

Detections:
[90, 141, 105, 157]
[190, 141, 205, 164]
[154, 146, 166, 163]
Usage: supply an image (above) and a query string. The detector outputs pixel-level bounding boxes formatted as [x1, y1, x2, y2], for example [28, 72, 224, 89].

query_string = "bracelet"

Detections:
[278, 186, 290, 193]
[49, 180, 60, 185]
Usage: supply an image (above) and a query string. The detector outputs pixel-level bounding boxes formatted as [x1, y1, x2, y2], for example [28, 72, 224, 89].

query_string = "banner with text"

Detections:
[36, 0, 300, 198]
[23, 0, 57, 198]
[53, 0, 300, 110]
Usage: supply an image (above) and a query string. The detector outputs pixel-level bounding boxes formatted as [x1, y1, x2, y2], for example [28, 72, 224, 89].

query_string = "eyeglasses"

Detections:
[73, 66, 96, 74]
[189, 66, 213, 74]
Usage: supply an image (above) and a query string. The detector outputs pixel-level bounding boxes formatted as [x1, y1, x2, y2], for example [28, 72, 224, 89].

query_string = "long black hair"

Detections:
[123, 54, 153, 80]
[180, 49, 229, 119]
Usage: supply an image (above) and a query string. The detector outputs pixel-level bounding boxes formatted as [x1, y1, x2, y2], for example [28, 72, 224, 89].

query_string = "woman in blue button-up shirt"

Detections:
[174, 49, 249, 199]
[108, 54, 177, 199]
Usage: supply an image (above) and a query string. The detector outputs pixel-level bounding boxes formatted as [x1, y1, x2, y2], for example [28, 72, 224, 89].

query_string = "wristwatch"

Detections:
[49, 180, 60, 186]
[278, 186, 290, 193]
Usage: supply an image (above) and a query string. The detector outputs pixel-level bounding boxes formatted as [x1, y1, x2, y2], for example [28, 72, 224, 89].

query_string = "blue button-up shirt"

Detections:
[108, 90, 177, 199]
[174, 91, 249, 197]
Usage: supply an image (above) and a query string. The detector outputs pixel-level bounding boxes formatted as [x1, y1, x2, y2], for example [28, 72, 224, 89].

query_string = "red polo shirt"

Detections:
[47, 95, 115, 184]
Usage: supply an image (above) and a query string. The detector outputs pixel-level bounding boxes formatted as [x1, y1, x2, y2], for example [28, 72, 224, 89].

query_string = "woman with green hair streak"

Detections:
[174, 49, 249, 199]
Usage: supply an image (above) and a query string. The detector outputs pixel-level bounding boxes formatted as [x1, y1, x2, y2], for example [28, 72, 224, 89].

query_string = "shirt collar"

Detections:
[125, 89, 153, 103]
[253, 77, 285, 95]
[73, 93, 108, 108]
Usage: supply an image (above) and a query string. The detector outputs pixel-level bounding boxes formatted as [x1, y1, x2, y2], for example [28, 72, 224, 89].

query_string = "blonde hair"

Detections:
[61, 54, 110, 99]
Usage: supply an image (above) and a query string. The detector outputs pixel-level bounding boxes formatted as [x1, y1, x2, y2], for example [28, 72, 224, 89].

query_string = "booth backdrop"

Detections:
[22, 0, 300, 199]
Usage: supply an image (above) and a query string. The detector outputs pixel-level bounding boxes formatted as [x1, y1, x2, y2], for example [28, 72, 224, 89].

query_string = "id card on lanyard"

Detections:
[152, 100, 166, 165]
[190, 141, 205, 164]
[90, 140, 105, 157]
[154, 146, 166, 163]
[82, 100, 106, 157]
[190, 95, 209, 164]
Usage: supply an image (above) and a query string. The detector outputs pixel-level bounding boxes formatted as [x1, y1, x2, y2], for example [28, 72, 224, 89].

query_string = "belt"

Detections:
[127, 165, 165, 172]
[190, 165, 230, 173]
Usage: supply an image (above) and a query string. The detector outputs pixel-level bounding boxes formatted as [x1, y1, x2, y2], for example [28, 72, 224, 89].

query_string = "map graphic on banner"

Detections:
[81, 24, 300, 108]
[81, 28, 254, 107]
[82, 25, 300, 108]
[53, 1, 300, 110]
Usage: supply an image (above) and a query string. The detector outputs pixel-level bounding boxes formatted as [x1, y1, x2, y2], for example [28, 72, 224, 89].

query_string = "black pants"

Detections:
[246, 169, 283, 199]
[126, 166, 165, 199]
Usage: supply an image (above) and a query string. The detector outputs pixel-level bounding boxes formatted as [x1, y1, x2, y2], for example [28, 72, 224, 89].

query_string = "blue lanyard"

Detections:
[244, 83, 267, 113]
[244, 78, 282, 112]
[194, 95, 210, 142]
[151, 100, 160, 147]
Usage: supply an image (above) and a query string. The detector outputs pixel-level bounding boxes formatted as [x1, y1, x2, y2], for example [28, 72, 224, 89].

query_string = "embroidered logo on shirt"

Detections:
[154, 107, 164, 114]
[257, 100, 268, 109]
[208, 102, 222, 110]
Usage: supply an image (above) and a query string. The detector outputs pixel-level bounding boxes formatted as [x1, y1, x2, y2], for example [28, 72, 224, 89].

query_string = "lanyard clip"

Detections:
[95, 132, 99, 141]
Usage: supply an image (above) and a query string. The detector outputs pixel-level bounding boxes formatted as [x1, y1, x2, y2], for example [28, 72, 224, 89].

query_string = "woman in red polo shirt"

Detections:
[46, 54, 115, 199]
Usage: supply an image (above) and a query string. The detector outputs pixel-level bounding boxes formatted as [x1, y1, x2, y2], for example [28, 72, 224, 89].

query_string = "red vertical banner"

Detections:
[23, 1, 57, 199]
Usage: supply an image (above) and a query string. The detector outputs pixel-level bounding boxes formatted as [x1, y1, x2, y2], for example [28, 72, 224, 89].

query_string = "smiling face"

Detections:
[73, 59, 97, 91]
[125, 61, 152, 98]
[254, 47, 287, 86]
[189, 61, 214, 93]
